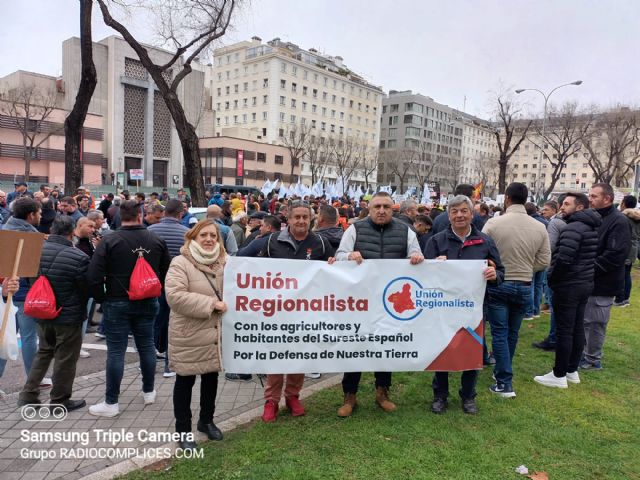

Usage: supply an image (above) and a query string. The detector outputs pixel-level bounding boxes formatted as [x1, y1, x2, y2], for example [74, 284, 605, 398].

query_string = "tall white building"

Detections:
[457, 111, 499, 194]
[210, 37, 382, 187]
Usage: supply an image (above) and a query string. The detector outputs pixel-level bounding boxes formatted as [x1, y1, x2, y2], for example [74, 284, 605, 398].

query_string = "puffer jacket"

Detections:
[165, 244, 225, 376]
[548, 209, 601, 292]
[622, 208, 640, 264]
[37, 235, 90, 325]
[592, 205, 631, 297]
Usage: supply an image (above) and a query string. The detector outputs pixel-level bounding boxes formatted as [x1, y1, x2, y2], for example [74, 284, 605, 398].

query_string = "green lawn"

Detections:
[126, 271, 640, 480]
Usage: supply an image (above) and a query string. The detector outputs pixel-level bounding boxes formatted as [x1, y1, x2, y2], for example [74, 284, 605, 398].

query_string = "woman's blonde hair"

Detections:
[184, 219, 227, 256]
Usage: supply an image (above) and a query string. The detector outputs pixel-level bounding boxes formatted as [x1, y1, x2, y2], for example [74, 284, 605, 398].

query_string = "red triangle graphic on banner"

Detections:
[425, 322, 484, 372]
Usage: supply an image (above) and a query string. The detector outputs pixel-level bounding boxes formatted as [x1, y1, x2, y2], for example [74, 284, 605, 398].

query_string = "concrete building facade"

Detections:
[378, 90, 463, 194]
[457, 111, 500, 194]
[199, 127, 297, 188]
[0, 71, 104, 186]
[61, 35, 208, 188]
[209, 37, 382, 187]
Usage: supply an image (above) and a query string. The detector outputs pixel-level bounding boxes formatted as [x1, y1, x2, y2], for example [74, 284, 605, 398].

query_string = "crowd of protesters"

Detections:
[0, 179, 638, 453]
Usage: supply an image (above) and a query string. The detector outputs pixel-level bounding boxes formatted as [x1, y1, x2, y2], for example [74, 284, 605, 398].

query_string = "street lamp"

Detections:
[515, 80, 583, 202]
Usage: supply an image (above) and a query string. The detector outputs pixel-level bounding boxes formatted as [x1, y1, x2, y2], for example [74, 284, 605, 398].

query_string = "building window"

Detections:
[275, 155, 284, 164]
[280, 96, 286, 106]
[280, 112, 285, 122]
[290, 115, 296, 123]
[257, 152, 266, 162]
[291, 99, 297, 108]
[263, 95, 268, 104]
[263, 111, 268, 120]
[303, 86, 308, 96]
[280, 79, 286, 89]
[292, 83, 297, 93]
[263, 78, 269, 88]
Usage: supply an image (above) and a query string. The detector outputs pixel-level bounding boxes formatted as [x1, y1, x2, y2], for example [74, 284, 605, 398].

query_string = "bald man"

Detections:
[206, 205, 238, 255]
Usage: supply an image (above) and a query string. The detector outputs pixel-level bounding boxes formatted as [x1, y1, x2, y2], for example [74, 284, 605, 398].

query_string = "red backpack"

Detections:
[24, 275, 61, 320]
[128, 250, 162, 301]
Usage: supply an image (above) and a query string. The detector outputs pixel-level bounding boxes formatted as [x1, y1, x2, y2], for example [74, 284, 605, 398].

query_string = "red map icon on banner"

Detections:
[387, 283, 415, 314]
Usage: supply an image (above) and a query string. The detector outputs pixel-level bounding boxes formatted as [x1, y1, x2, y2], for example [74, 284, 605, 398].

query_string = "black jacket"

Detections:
[260, 228, 334, 260]
[315, 226, 344, 249]
[547, 209, 601, 293]
[592, 205, 631, 297]
[424, 225, 505, 287]
[38, 235, 90, 325]
[88, 225, 171, 302]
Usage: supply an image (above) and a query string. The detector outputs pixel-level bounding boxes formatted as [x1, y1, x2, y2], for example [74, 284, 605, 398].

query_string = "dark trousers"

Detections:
[615, 264, 633, 303]
[173, 372, 219, 433]
[552, 291, 588, 377]
[342, 371, 391, 394]
[432, 371, 478, 401]
[19, 323, 83, 404]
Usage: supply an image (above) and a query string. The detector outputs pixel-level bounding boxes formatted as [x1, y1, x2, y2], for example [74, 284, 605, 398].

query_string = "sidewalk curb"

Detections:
[81, 374, 342, 480]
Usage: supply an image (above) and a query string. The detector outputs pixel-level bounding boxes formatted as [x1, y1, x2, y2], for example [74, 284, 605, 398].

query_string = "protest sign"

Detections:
[222, 257, 486, 374]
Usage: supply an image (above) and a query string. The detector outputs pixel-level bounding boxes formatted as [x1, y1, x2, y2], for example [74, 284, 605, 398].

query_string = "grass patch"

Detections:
[124, 271, 640, 480]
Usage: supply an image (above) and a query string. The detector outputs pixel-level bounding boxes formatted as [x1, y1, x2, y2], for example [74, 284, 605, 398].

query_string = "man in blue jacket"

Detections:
[424, 195, 504, 415]
[0, 198, 51, 389]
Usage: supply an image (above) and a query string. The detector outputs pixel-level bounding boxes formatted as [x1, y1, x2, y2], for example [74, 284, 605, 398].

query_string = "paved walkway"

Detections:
[0, 361, 339, 480]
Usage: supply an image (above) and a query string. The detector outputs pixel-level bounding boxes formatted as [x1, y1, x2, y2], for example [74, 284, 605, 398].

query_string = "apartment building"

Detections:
[210, 37, 382, 187]
[378, 90, 463, 193]
[457, 111, 500, 194]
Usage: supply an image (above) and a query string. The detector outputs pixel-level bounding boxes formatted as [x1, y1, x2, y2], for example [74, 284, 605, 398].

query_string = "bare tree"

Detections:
[64, 0, 97, 195]
[359, 145, 379, 191]
[330, 136, 362, 194]
[490, 93, 532, 193]
[410, 140, 437, 189]
[474, 153, 500, 197]
[528, 102, 593, 200]
[0, 84, 60, 182]
[385, 148, 417, 194]
[96, 0, 238, 206]
[304, 134, 329, 185]
[581, 107, 640, 186]
[280, 124, 310, 181]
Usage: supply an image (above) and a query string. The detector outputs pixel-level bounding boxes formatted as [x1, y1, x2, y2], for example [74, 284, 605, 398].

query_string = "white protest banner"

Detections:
[222, 257, 486, 374]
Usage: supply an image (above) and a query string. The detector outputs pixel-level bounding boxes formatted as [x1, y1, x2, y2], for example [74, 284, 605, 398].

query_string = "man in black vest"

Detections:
[334, 192, 424, 417]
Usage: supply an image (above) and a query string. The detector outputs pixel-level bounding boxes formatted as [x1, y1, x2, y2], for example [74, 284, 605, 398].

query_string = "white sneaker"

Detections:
[566, 371, 581, 384]
[143, 390, 156, 405]
[534, 371, 568, 389]
[305, 373, 321, 379]
[0, 389, 6, 399]
[89, 401, 120, 417]
[163, 371, 176, 378]
[94, 332, 106, 339]
[39, 377, 53, 389]
[79, 349, 91, 358]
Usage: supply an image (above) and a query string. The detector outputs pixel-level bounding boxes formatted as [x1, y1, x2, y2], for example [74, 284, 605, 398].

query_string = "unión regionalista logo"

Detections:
[382, 277, 423, 321]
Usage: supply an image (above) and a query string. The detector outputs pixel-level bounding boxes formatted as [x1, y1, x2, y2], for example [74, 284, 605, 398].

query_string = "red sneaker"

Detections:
[285, 396, 306, 417]
[261, 400, 278, 422]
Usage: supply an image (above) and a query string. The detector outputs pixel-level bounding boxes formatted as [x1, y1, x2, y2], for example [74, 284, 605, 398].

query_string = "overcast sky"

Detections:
[1, 0, 638, 118]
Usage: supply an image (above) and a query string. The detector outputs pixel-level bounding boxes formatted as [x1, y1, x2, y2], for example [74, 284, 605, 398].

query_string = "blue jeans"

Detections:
[487, 281, 532, 387]
[103, 298, 159, 404]
[0, 302, 39, 379]
[527, 270, 546, 317]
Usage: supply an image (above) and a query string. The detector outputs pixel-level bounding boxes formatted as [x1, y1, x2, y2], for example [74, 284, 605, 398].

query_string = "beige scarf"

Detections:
[188, 240, 220, 265]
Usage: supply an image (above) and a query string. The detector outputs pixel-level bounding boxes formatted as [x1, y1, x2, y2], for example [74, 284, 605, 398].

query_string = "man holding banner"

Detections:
[334, 192, 424, 417]
[258, 200, 334, 422]
[424, 195, 504, 415]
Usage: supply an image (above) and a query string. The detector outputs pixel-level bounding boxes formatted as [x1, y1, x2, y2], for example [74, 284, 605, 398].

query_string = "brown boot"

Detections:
[375, 386, 396, 412]
[337, 393, 357, 417]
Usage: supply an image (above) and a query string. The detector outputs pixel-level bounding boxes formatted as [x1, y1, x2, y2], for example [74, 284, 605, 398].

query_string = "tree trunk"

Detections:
[64, 0, 96, 195]
[498, 157, 507, 194]
[23, 135, 31, 182]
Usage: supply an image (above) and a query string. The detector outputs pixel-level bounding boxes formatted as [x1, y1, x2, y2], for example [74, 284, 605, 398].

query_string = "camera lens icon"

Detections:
[21, 404, 68, 422]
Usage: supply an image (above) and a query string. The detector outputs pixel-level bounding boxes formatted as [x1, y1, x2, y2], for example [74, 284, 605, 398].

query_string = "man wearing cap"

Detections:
[8, 182, 33, 204]
[242, 212, 266, 247]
